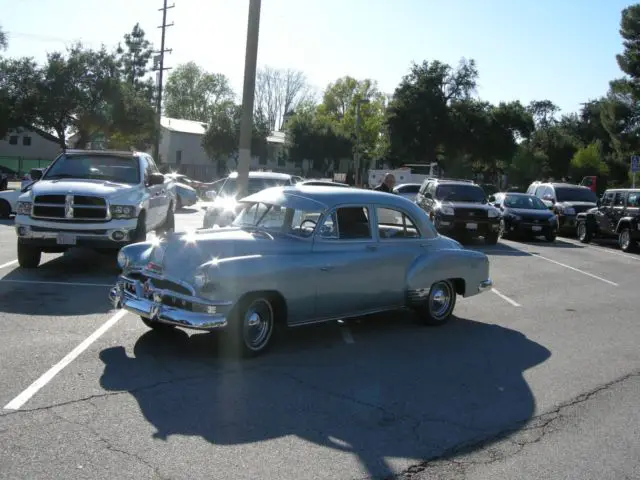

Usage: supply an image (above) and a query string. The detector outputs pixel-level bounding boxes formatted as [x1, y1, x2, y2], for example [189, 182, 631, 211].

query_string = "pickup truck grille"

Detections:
[32, 194, 109, 221]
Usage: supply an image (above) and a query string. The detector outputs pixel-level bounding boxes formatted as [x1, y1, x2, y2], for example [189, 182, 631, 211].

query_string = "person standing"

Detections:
[374, 173, 396, 193]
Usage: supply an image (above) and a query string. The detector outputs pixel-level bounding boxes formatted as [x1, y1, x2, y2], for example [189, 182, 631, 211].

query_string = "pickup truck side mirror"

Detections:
[147, 173, 165, 186]
[30, 168, 43, 181]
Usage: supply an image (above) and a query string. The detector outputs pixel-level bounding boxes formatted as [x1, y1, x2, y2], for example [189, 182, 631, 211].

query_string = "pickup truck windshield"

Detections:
[43, 154, 140, 184]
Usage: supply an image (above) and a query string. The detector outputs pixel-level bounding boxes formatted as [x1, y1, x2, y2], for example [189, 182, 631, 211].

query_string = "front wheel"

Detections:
[156, 206, 175, 237]
[577, 220, 592, 244]
[416, 280, 457, 326]
[17, 242, 41, 269]
[545, 231, 557, 242]
[0, 199, 11, 219]
[225, 295, 277, 357]
[618, 228, 637, 253]
[485, 232, 499, 245]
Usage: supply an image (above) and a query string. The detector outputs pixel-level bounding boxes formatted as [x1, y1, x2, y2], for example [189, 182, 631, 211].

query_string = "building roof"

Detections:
[160, 117, 208, 135]
[266, 131, 286, 144]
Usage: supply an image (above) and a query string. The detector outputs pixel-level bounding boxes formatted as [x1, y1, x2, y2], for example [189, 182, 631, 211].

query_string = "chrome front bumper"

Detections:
[478, 279, 493, 293]
[109, 275, 230, 331]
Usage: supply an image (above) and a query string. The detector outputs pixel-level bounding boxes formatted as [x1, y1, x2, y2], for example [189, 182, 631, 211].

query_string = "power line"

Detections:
[153, 0, 174, 163]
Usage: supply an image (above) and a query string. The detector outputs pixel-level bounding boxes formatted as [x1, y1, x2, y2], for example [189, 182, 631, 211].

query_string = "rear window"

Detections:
[555, 187, 598, 203]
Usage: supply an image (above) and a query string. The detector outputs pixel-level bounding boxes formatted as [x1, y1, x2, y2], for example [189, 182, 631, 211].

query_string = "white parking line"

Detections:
[0, 260, 17, 269]
[3, 309, 129, 411]
[491, 288, 521, 307]
[0, 279, 113, 287]
[558, 238, 640, 261]
[529, 253, 619, 287]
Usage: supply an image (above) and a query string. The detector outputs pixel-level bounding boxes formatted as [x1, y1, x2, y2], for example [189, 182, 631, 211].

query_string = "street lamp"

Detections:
[354, 98, 370, 186]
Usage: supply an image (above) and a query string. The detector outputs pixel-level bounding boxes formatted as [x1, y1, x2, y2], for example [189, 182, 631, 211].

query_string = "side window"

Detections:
[613, 192, 625, 207]
[601, 192, 614, 206]
[533, 186, 545, 198]
[376, 207, 420, 239]
[146, 156, 160, 174]
[628, 192, 639, 207]
[319, 206, 371, 240]
[141, 158, 152, 184]
[419, 181, 429, 195]
[427, 182, 437, 198]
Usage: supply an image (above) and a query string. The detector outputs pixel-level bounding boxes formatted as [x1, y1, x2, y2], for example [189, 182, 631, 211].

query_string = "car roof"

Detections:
[395, 183, 421, 188]
[62, 149, 138, 157]
[227, 171, 292, 180]
[241, 185, 428, 213]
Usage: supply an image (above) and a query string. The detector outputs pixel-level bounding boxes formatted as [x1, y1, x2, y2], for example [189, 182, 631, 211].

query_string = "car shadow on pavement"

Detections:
[98, 315, 551, 479]
[0, 218, 14, 226]
[0, 248, 117, 316]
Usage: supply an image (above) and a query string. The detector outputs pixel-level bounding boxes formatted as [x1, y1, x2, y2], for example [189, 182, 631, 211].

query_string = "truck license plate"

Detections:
[531, 226, 542, 232]
[56, 233, 77, 245]
[466, 223, 478, 230]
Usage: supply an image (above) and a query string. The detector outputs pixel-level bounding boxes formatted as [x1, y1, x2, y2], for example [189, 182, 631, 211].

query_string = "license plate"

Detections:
[531, 226, 542, 232]
[56, 233, 77, 245]
[466, 223, 478, 230]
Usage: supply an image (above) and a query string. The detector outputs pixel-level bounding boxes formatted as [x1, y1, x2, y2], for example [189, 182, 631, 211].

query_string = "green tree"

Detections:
[164, 62, 235, 122]
[386, 58, 478, 170]
[569, 141, 609, 179]
[116, 23, 154, 87]
[201, 103, 270, 173]
[0, 57, 42, 139]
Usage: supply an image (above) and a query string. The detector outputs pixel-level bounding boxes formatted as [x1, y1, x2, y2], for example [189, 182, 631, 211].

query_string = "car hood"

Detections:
[157, 227, 309, 278]
[506, 208, 555, 218]
[28, 179, 133, 198]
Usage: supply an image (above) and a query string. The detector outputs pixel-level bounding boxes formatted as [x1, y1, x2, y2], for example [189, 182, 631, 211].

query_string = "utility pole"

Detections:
[236, 0, 262, 199]
[152, 0, 174, 163]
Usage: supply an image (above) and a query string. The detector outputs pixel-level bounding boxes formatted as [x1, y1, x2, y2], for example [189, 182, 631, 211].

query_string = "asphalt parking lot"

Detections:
[1, 205, 639, 480]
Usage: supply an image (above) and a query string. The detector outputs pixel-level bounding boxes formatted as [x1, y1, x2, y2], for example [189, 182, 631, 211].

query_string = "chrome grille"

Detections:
[32, 194, 108, 221]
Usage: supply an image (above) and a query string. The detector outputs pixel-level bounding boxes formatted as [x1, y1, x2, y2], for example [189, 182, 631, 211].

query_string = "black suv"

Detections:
[576, 188, 640, 252]
[415, 179, 501, 244]
[527, 182, 598, 235]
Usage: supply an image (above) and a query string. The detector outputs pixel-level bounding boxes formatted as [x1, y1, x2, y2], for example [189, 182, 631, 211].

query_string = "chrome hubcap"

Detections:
[429, 282, 452, 320]
[243, 299, 273, 350]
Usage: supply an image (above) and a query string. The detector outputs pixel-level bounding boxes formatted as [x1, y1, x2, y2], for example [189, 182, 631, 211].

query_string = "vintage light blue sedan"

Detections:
[110, 185, 493, 356]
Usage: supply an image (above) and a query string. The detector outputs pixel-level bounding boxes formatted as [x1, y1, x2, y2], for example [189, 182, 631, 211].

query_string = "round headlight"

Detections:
[117, 250, 129, 269]
[194, 271, 207, 289]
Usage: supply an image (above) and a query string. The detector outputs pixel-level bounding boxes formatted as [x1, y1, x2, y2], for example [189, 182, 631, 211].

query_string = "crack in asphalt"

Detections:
[387, 369, 640, 480]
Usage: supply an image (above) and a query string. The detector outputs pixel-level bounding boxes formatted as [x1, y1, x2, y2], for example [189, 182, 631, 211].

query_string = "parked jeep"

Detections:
[14, 150, 176, 268]
[576, 188, 640, 252]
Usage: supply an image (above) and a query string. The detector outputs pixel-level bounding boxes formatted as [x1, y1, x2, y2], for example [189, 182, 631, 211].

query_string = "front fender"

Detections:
[406, 248, 490, 298]
[616, 217, 637, 233]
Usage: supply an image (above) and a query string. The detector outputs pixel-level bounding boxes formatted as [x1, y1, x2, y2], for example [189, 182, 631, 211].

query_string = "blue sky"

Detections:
[1, 0, 634, 114]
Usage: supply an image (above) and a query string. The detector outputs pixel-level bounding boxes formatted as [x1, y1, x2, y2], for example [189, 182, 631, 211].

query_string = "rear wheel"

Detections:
[416, 280, 457, 326]
[17, 242, 41, 269]
[577, 220, 591, 244]
[545, 231, 557, 242]
[485, 232, 499, 245]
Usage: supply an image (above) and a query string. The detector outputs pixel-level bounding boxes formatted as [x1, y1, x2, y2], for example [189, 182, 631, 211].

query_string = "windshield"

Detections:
[504, 194, 548, 210]
[435, 184, 486, 203]
[43, 154, 140, 184]
[232, 201, 322, 238]
[396, 184, 420, 193]
[219, 177, 289, 197]
[555, 187, 598, 203]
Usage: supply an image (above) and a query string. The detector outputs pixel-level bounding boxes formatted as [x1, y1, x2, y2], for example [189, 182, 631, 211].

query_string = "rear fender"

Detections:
[406, 248, 489, 298]
[615, 217, 637, 233]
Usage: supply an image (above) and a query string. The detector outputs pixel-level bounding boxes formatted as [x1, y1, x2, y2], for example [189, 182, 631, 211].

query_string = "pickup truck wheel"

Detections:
[225, 295, 275, 357]
[140, 317, 175, 332]
[545, 231, 557, 242]
[417, 280, 457, 326]
[618, 228, 637, 252]
[577, 220, 592, 243]
[0, 199, 10, 219]
[130, 212, 147, 243]
[17, 243, 41, 269]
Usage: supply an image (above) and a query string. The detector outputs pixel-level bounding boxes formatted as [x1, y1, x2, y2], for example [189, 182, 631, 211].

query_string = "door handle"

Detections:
[320, 265, 333, 271]
[366, 244, 377, 251]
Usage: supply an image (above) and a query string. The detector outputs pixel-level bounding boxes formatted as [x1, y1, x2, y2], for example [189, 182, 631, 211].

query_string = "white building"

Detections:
[0, 127, 64, 175]
[159, 117, 209, 166]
